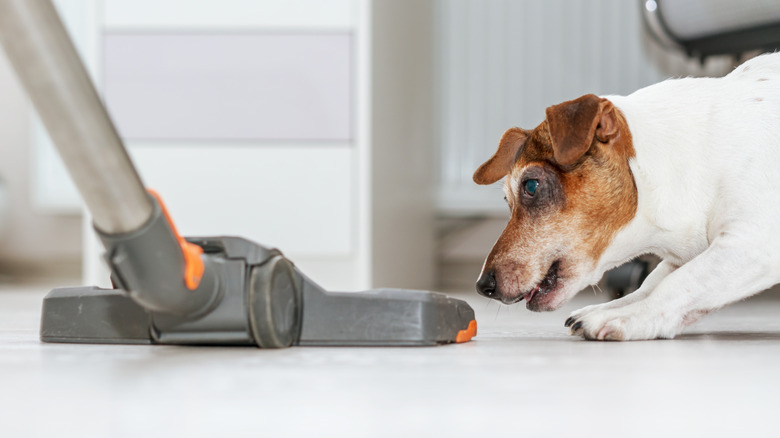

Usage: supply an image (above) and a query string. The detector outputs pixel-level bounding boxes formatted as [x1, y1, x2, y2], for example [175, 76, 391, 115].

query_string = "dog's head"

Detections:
[473, 94, 637, 311]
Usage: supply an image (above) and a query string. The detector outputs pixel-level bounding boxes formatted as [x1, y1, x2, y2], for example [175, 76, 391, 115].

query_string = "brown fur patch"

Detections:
[546, 94, 607, 166]
[473, 128, 530, 185]
[476, 95, 638, 306]
[511, 97, 637, 262]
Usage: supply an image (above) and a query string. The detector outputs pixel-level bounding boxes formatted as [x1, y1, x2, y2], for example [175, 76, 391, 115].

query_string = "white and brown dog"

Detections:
[474, 52, 780, 341]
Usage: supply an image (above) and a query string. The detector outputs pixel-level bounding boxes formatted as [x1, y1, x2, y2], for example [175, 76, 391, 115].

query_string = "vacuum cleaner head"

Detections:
[40, 196, 476, 347]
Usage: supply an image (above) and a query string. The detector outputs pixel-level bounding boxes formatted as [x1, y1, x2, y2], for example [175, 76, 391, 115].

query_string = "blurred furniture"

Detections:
[70, 0, 435, 291]
[642, 0, 780, 60]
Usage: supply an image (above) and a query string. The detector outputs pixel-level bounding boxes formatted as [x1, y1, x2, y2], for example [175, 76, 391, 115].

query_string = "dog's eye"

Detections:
[524, 179, 539, 196]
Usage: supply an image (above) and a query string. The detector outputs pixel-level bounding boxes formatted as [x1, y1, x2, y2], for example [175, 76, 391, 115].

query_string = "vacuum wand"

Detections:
[0, 0, 151, 234]
[0, 0, 220, 317]
[0, 0, 477, 347]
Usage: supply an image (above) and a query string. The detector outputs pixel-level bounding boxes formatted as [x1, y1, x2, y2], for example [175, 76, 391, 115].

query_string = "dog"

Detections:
[473, 53, 780, 341]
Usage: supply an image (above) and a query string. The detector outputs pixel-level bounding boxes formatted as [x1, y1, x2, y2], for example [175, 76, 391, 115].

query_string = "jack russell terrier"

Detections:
[473, 52, 780, 341]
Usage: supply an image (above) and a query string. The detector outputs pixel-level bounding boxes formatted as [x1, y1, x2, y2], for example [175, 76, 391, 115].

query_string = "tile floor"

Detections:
[2, 282, 780, 438]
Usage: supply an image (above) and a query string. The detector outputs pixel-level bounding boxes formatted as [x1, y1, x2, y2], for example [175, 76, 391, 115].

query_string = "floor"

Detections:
[2, 282, 780, 438]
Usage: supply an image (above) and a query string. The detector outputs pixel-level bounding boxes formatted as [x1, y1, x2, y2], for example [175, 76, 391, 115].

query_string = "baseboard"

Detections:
[0, 256, 81, 285]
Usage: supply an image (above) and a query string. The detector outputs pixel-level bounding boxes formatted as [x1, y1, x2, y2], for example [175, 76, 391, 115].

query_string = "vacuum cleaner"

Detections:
[0, 0, 476, 347]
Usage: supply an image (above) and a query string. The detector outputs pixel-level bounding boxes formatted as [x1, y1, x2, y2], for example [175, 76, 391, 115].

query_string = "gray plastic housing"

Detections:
[40, 234, 476, 347]
[96, 197, 221, 317]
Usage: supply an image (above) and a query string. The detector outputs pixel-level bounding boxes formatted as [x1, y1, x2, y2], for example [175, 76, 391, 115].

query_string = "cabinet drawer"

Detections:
[103, 32, 352, 141]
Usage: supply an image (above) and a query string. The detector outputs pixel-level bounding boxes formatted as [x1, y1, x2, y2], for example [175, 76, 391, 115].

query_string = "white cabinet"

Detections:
[82, 0, 435, 291]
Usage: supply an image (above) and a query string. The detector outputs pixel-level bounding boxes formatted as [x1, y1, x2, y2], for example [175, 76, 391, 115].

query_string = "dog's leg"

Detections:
[567, 236, 777, 341]
[565, 260, 677, 327]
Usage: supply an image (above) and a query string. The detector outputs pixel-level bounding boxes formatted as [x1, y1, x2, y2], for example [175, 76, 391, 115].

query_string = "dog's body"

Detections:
[474, 53, 780, 341]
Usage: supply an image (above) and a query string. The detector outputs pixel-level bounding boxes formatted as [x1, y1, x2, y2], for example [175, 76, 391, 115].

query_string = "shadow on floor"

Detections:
[676, 331, 780, 342]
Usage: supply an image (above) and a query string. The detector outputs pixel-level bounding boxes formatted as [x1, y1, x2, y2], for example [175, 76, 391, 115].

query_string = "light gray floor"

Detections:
[2, 283, 780, 438]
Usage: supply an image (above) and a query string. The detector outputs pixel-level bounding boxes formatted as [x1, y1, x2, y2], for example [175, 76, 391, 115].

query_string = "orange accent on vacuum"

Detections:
[147, 189, 204, 290]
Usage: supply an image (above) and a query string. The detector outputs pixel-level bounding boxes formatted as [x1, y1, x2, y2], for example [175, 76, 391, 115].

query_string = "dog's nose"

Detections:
[476, 270, 498, 298]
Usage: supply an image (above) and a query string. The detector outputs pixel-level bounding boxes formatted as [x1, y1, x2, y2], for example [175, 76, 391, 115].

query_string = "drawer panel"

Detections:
[103, 33, 352, 141]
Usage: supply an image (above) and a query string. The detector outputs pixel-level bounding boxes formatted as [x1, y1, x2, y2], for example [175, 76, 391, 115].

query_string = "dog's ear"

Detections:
[545, 94, 618, 167]
[473, 127, 529, 185]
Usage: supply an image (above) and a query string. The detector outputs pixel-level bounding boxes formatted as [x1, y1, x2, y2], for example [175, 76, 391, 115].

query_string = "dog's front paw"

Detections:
[566, 304, 680, 341]
[565, 302, 607, 328]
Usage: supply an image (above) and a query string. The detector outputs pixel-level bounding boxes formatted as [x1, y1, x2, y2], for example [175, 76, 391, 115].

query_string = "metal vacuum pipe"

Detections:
[0, 0, 152, 234]
[0, 0, 221, 316]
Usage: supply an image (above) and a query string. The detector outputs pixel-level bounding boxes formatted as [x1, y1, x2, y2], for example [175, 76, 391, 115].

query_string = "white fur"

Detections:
[569, 53, 780, 340]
